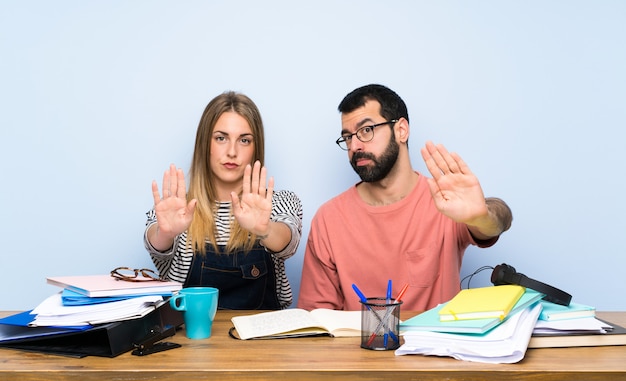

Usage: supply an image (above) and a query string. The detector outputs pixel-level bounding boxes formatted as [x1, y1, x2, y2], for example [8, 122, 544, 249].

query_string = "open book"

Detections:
[231, 308, 361, 340]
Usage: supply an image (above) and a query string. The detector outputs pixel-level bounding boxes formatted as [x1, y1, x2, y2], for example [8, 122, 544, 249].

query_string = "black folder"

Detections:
[0, 301, 183, 357]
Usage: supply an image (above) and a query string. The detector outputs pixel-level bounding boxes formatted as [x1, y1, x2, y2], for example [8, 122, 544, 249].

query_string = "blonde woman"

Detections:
[144, 91, 302, 310]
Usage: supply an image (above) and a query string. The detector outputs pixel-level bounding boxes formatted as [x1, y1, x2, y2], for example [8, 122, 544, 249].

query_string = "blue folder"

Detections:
[0, 311, 90, 343]
[61, 288, 173, 306]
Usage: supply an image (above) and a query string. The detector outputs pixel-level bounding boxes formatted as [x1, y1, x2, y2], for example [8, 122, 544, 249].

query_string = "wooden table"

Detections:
[1, 310, 625, 381]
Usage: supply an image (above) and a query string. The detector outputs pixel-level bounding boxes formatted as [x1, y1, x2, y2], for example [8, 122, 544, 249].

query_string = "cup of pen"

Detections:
[360, 297, 403, 350]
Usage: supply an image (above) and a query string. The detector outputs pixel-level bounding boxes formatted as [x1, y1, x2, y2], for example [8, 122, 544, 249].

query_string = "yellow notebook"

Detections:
[438, 285, 526, 322]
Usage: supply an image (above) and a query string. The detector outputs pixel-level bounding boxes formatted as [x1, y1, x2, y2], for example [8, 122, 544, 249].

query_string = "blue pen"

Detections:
[384, 280, 392, 348]
[352, 284, 369, 306]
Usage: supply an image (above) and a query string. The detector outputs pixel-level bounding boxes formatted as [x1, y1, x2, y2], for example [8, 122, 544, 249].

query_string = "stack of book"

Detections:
[398, 285, 626, 362]
[47, 274, 183, 299]
[0, 272, 184, 357]
[529, 300, 626, 348]
[29, 274, 183, 326]
[397, 285, 544, 363]
[1, 273, 182, 328]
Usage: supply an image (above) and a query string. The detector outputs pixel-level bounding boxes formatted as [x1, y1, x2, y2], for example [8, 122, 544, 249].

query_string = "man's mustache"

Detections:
[351, 152, 376, 166]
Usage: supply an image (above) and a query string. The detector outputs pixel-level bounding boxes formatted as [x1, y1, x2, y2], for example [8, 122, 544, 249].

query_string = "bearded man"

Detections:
[297, 84, 512, 311]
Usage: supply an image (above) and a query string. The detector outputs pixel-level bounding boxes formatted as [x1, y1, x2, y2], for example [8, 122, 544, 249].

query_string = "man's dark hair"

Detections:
[338, 84, 409, 123]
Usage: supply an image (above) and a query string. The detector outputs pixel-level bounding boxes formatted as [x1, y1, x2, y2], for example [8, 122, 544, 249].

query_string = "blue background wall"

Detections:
[2, 0, 624, 310]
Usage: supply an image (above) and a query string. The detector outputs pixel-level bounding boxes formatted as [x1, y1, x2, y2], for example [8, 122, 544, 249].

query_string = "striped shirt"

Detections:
[144, 190, 303, 309]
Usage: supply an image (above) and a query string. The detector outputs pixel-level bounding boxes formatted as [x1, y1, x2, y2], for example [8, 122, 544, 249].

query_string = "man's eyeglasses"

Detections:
[335, 120, 398, 151]
[110, 267, 167, 282]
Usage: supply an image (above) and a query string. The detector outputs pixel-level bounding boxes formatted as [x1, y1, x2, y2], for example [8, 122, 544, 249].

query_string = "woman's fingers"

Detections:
[251, 160, 261, 195]
[160, 164, 186, 199]
[151, 180, 161, 205]
[246, 160, 268, 197]
[154, 164, 186, 205]
[167, 164, 177, 198]
[242, 163, 252, 194]
[258, 163, 268, 197]
[176, 168, 187, 198]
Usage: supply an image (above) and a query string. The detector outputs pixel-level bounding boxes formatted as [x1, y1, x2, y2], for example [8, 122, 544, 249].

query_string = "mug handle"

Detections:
[169, 294, 186, 311]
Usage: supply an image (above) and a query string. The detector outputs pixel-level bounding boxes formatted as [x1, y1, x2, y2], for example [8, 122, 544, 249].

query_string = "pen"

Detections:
[396, 283, 409, 302]
[351, 284, 369, 306]
[384, 280, 392, 347]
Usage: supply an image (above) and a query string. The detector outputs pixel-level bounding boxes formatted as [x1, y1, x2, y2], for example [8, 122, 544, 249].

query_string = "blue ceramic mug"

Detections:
[170, 287, 219, 339]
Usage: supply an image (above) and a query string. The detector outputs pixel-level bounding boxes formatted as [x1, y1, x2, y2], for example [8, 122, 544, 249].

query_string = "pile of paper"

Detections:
[29, 292, 164, 326]
[396, 286, 545, 363]
[401, 289, 543, 335]
[396, 303, 542, 363]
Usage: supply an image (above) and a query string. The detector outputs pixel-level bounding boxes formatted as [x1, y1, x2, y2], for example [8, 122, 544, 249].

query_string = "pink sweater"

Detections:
[297, 172, 497, 311]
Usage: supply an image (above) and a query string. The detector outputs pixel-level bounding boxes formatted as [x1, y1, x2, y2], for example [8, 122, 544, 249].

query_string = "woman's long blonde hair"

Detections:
[186, 91, 265, 254]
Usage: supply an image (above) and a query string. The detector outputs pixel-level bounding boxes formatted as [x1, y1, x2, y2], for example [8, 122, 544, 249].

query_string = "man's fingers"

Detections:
[450, 152, 471, 175]
[423, 142, 464, 176]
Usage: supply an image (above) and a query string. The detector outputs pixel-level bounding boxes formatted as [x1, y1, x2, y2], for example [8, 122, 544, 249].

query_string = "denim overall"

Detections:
[184, 243, 281, 310]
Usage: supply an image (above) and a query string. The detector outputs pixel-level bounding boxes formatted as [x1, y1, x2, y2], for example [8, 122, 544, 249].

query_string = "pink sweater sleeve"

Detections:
[297, 214, 345, 310]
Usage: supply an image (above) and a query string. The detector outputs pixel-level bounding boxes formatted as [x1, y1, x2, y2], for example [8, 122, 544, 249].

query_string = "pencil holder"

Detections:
[360, 297, 402, 350]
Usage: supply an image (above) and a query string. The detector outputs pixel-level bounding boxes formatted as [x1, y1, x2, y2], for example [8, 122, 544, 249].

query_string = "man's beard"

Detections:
[350, 137, 399, 183]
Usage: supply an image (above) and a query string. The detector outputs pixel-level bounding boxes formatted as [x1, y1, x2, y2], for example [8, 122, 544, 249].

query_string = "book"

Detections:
[401, 289, 543, 334]
[529, 318, 626, 348]
[231, 308, 361, 340]
[438, 285, 525, 321]
[397, 303, 542, 364]
[538, 300, 595, 321]
[47, 274, 182, 297]
[534, 315, 608, 335]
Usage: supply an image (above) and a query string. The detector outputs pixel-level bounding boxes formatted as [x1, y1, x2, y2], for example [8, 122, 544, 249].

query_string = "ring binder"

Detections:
[0, 300, 184, 357]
